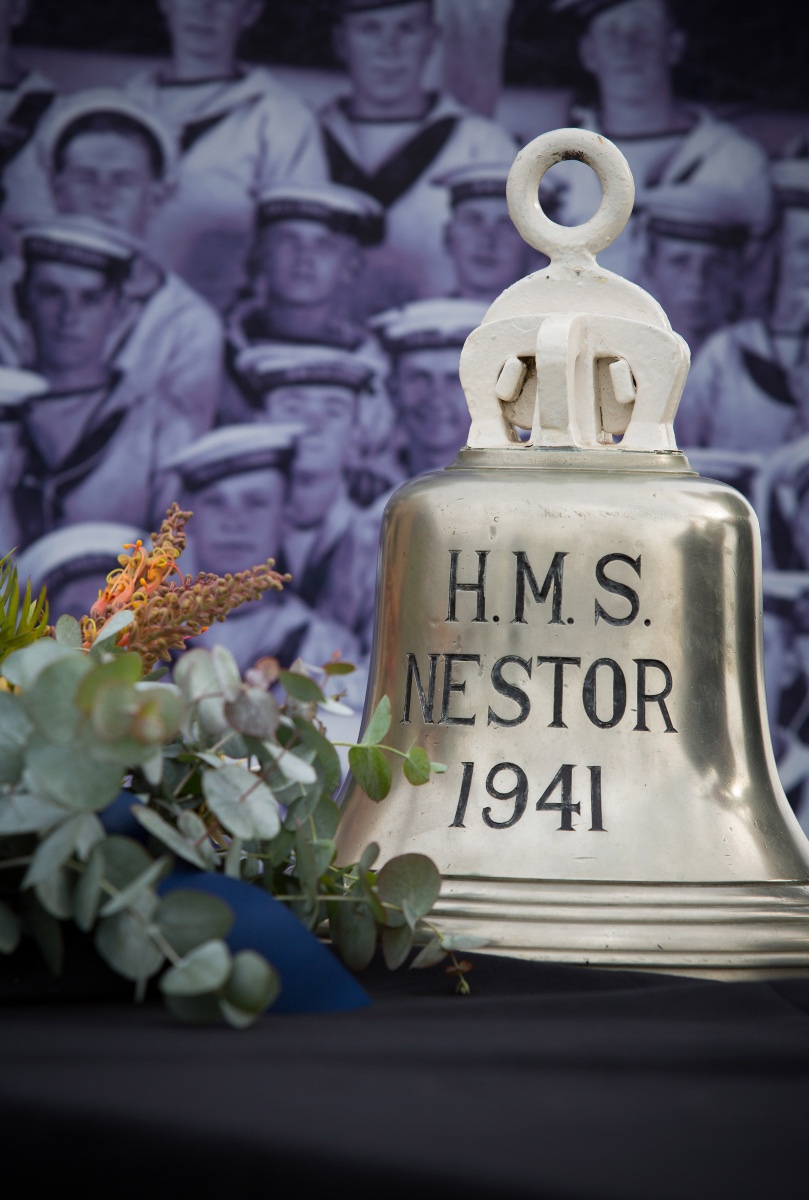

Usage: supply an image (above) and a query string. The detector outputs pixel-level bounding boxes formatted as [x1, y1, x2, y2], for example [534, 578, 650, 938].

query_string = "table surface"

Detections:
[2, 952, 809, 1200]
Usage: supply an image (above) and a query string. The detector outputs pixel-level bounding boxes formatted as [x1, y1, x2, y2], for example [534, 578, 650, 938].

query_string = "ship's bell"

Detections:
[335, 128, 809, 979]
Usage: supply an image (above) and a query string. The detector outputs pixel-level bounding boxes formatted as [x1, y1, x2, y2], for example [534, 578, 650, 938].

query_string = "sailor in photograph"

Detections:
[676, 160, 809, 453]
[166, 423, 363, 675]
[228, 183, 385, 352]
[125, 0, 327, 313]
[320, 0, 517, 311]
[236, 344, 384, 649]
[28, 90, 222, 444]
[641, 182, 758, 358]
[373, 296, 487, 476]
[432, 161, 547, 301]
[550, 0, 771, 284]
[0, 365, 47, 552]
[0, 0, 57, 240]
[6, 219, 190, 536]
[16, 519, 148, 621]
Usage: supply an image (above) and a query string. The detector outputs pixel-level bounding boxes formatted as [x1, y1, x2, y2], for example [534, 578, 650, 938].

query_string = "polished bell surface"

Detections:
[335, 129, 809, 979]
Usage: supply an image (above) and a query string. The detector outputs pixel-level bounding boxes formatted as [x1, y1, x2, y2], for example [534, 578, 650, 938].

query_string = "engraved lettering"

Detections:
[447, 550, 488, 622]
[594, 553, 641, 626]
[401, 652, 439, 723]
[483, 762, 528, 828]
[450, 761, 475, 827]
[634, 658, 677, 732]
[488, 655, 533, 727]
[536, 763, 580, 831]
[512, 550, 567, 624]
[439, 654, 480, 726]
[582, 658, 627, 729]
[537, 656, 581, 728]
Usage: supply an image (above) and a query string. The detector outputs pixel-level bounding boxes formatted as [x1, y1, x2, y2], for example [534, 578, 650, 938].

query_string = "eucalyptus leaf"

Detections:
[74, 813, 105, 860]
[173, 649, 228, 737]
[159, 938, 231, 997]
[292, 716, 342, 794]
[34, 865, 75, 920]
[410, 936, 448, 970]
[130, 805, 208, 869]
[220, 949, 280, 1022]
[348, 744, 391, 802]
[24, 737, 125, 811]
[278, 670, 324, 704]
[212, 644, 242, 703]
[311, 796, 341, 841]
[322, 661, 355, 677]
[377, 853, 441, 922]
[91, 609, 135, 651]
[141, 749, 163, 786]
[381, 922, 414, 970]
[163, 992, 223, 1024]
[202, 765, 280, 840]
[22, 815, 83, 889]
[330, 899, 377, 971]
[177, 810, 217, 869]
[360, 695, 392, 746]
[263, 740, 317, 785]
[101, 835, 154, 891]
[0, 692, 33, 784]
[224, 837, 242, 878]
[95, 890, 163, 983]
[224, 687, 279, 739]
[359, 842, 380, 872]
[54, 614, 83, 648]
[403, 745, 431, 786]
[0, 792, 69, 835]
[0, 899, 20, 954]
[99, 855, 170, 917]
[155, 889, 234, 958]
[318, 697, 354, 716]
[2, 639, 75, 689]
[74, 841, 105, 931]
[76, 652, 142, 712]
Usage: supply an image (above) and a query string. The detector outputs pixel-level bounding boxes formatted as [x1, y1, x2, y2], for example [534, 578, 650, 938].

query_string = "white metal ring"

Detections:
[506, 128, 635, 261]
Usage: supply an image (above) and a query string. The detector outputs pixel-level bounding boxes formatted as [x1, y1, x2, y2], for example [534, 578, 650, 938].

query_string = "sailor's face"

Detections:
[258, 221, 360, 307]
[158, 0, 263, 56]
[190, 467, 285, 576]
[24, 261, 120, 374]
[579, 0, 681, 100]
[646, 236, 741, 348]
[263, 384, 356, 471]
[54, 132, 162, 238]
[446, 197, 528, 296]
[394, 346, 469, 454]
[778, 209, 809, 298]
[337, 2, 436, 108]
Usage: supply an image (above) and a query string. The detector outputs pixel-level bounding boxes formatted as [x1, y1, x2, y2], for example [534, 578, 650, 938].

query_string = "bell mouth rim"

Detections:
[449, 446, 697, 474]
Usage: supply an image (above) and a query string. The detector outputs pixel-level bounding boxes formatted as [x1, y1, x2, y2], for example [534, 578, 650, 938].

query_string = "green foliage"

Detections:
[0, 550, 49, 666]
[0, 627, 465, 1027]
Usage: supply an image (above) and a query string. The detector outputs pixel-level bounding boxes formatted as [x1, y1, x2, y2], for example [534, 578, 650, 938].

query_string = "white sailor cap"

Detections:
[771, 160, 809, 211]
[255, 184, 384, 246]
[432, 162, 514, 207]
[16, 521, 148, 596]
[338, 0, 434, 13]
[236, 344, 377, 395]
[38, 87, 177, 181]
[550, 0, 671, 25]
[644, 184, 757, 248]
[371, 298, 488, 354]
[0, 367, 48, 420]
[166, 424, 303, 492]
[21, 216, 136, 281]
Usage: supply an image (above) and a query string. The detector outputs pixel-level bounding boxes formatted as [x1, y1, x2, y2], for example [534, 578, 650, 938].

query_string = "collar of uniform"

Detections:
[324, 88, 464, 136]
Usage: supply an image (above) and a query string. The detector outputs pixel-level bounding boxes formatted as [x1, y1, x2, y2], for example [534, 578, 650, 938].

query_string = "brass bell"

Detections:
[335, 128, 809, 979]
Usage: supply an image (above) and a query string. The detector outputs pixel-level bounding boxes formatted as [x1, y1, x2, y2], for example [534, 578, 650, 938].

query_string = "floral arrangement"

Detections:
[0, 508, 482, 1027]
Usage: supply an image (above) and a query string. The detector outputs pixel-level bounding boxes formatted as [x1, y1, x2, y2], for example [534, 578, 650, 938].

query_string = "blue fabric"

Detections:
[101, 793, 370, 1014]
